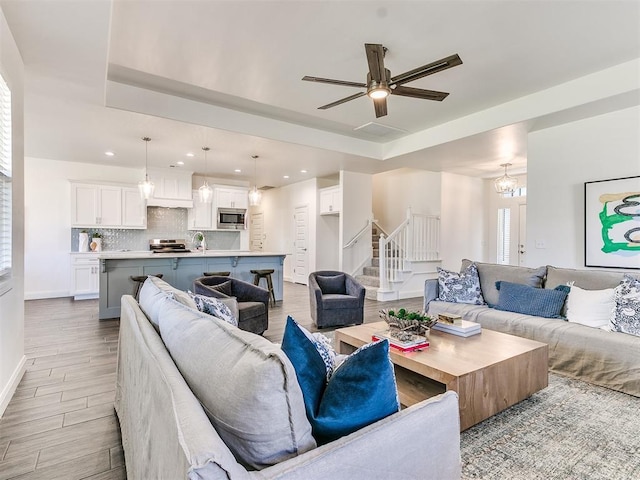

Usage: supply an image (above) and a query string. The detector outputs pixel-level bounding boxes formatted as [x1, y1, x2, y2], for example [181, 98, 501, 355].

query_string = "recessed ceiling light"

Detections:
[283, 175, 290, 179]
[300, 169, 307, 173]
[176, 161, 185, 166]
[186, 152, 195, 157]
[234, 169, 241, 173]
[104, 151, 115, 157]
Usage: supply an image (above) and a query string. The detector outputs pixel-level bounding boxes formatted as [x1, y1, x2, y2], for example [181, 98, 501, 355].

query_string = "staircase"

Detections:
[356, 209, 441, 302]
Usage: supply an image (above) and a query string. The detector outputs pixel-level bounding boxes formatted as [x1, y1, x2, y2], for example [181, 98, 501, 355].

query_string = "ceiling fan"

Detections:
[302, 43, 462, 118]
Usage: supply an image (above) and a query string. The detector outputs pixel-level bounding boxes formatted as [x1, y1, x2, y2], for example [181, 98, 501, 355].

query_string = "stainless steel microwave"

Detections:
[217, 208, 247, 230]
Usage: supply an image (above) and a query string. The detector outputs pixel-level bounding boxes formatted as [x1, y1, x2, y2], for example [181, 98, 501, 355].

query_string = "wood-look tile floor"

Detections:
[1, 282, 424, 479]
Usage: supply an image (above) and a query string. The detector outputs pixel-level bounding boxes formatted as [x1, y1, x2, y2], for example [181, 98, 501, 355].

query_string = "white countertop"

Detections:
[94, 250, 288, 260]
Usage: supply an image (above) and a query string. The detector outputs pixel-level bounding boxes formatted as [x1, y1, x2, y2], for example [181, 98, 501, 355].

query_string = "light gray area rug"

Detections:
[461, 373, 640, 479]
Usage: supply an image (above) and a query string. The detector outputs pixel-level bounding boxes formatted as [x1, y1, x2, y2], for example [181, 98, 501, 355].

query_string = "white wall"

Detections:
[340, 171, 372, 275]
[527, 106, 640, 269]
[440, 172, 486, 271]
[372, 168, 441, 233]
[24, 157, 142, 299]
[0, 6, 25, 416]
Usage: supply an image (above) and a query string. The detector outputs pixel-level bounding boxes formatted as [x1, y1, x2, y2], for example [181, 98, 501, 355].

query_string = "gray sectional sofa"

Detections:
[116, 276, 462, 479]
[424, 260, 640, 397]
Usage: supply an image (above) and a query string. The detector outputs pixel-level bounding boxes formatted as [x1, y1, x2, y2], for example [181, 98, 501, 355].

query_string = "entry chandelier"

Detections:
[138, 137, 155, 200]
[494, 163, 518, 194]
[198, 146, 213, 203]
[248, 155, 262, 206]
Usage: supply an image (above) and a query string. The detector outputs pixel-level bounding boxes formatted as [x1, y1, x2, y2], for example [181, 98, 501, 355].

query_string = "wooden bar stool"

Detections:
[250, 269, 276, 307]
[130, 274, 164, 301]
[203, 271, 231, 277]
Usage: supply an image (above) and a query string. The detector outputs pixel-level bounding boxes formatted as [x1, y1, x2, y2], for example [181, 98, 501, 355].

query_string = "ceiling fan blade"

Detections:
[365, 43, 386, 83]
[392, 85, 449, 101]
[302, 76, 366, 88]
[390, 54, 462, 87]
[318, 92, 366, 110]
[373, 97, 388, 118]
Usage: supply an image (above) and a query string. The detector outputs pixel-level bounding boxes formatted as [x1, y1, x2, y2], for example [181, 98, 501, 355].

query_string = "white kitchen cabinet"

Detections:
[71, 183, 123, 227]
[319, 186, 341, 215]
[187, 190, 214, 230]
[70, 253, 100, 300]
[146, 168, 194, 208]
[122, 187, 147, 228]
[215, 186, 249, 209]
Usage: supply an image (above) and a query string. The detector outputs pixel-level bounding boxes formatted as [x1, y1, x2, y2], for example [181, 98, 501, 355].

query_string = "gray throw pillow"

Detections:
[158, 299, 316, 470]
[205, 280, 233, 297]
[138, 276, 197, 329]
[316, 274, 346, 294]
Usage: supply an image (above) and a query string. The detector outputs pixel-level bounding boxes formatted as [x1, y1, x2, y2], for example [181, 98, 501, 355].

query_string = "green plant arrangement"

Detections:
[379, 308, 437, 340]
[92, 232, 102, 238]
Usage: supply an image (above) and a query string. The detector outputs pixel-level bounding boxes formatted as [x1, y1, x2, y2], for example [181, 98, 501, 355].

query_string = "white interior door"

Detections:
[293, 206, 309, 284]
[518, 204, 527, 266]
[250, 212, 264, 251]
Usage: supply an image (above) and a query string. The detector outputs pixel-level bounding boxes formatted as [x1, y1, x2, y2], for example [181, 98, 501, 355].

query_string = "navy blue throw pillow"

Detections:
[281, 316, 399, 444]
[495, 281, 570, 318]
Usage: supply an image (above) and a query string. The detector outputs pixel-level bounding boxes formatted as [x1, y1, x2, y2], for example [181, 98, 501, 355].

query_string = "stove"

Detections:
[149, 239, 191, 253]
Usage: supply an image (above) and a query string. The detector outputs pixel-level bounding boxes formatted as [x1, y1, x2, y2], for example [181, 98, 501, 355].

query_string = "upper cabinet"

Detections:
[187, 190, 214, 230]
[71, 182, 146, 229]
[215, 186, 249, 210]
[146, 168, 194, 208]
[319, 185, 341, 215]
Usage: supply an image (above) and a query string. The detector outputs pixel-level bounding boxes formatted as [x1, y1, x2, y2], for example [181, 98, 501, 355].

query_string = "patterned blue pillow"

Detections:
[610, 275, 640, 337]
[495, 281, 569, 319]
[438, 263, 485, 305]
[188, 291, 238, 327]
[281, 316, 399, 444]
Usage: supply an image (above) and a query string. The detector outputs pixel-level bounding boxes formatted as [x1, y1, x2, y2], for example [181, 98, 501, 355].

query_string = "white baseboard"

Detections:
[0, 355, 26, 417]
[24, 290, 70, 300]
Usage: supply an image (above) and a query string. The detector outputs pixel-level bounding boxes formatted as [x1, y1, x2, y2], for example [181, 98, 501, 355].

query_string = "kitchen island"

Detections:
[98, 251, 287, 319]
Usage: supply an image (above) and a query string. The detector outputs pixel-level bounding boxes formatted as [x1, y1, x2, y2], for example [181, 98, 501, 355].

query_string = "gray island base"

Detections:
[98, 251, 286, 319]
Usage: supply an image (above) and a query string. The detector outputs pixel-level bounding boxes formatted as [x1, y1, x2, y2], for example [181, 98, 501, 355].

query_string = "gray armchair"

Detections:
[193, 276, 269, 335]
[309, 270, 365, 328]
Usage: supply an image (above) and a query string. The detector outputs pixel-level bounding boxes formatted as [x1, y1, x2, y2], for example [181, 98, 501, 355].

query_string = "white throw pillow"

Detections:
[565, 284, 615, 328]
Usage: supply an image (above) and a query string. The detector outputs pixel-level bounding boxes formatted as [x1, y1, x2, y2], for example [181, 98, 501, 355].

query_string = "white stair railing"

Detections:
[379, 208, 440, 291]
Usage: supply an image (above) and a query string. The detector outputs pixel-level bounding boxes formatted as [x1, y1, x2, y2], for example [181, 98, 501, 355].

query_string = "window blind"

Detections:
[0, 73, 11, 282]
[497, 207, 511, 265]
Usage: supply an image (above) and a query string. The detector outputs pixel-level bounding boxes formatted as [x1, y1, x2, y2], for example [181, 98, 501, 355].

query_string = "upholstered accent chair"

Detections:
[193, 276, 269, 335]
[309, 271, 366, 328]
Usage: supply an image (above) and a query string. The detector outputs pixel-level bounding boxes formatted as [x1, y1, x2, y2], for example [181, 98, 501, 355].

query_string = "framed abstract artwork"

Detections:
[584, 176, 640, 269]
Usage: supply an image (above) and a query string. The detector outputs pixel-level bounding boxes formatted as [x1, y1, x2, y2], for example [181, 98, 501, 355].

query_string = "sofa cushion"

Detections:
[206, 280, 234, 297]
[544, 265, 630, 290]
[610, 275, 640, 337]
[462, 259, 546, 307]
[138, 276, 197, 329]
[315, 274, 346, 294]
[566, 284, 615, 329]
[495, 281, 569, 319]
[437, 263, 485, 305]
[321, 294, 360, 310]
[281, 316, 399, 445]
[188, 291, 238, 327]
[237, 301, 266, 320]
[159, 300, 316, 470]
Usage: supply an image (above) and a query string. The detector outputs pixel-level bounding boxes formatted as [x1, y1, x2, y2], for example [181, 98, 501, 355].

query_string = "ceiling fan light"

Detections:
[368, 86, 390, 99]
[494, 163, 518, 194]
[248, 186, 262, 206]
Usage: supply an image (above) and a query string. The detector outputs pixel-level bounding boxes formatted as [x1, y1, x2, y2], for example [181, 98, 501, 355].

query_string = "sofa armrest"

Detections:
[424, 278, 439, 312]
[345, 274, 366, 305]
[253, 391, 461, 480]
[232, 279, 270, 305]
[193, 281, 230, 300]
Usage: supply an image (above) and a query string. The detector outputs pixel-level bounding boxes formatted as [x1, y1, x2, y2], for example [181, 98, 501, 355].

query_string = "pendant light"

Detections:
[138, 137, 155, 200]
[198, 146, 213, 203]
[248, 155, 262, 206]
[494, 163, 518, 195]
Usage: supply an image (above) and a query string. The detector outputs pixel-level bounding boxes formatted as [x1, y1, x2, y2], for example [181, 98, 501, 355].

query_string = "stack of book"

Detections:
[432, 319, 481, 337]
[372, 330, 429, 352]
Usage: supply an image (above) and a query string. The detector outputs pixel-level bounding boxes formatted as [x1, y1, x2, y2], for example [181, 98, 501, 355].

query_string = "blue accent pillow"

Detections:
[281, 316, 399, 444]
[495, 281, 570, 318]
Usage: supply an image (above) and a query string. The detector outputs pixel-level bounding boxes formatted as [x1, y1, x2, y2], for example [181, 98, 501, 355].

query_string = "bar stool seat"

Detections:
[131, 274, 164, 300]
[250, 269, 276, 307]
[203, 271, 231, 277]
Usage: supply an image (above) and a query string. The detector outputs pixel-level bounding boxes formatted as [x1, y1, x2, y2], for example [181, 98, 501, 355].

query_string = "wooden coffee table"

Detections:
[335, 321, 548, 431]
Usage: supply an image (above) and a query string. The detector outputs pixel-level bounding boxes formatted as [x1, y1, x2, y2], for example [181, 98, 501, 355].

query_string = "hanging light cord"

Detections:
[143, 137, 151, 179]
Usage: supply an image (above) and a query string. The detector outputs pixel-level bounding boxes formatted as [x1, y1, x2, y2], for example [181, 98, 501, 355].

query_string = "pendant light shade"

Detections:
[494, 163, 518, 194]
[138, 137, 155, 200]
[198, 146, 213, 203]
[248, 155, 262, 206]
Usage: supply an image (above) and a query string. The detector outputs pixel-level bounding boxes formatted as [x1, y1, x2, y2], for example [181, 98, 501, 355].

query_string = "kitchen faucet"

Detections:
[191, 231, 206, 251]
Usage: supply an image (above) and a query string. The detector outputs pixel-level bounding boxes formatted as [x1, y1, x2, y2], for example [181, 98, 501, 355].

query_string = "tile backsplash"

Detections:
[71, 207, 240, 252]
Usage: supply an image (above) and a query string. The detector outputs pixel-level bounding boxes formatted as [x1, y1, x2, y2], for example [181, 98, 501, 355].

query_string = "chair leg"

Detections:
[266, 274, 276, 306]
